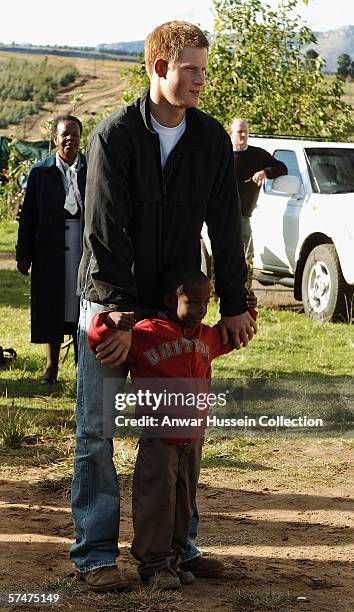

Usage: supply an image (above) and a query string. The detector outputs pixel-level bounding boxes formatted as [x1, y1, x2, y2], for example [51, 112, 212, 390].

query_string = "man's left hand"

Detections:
[219, 312, 258, 349]
[252, 170, 267, 187]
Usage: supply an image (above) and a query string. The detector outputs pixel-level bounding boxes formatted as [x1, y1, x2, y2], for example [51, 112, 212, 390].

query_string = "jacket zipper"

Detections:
[162, 143, 175, 206]
[162, 177, 167, 206]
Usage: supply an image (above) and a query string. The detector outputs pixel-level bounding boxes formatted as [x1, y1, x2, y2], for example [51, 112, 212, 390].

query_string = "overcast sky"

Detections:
[0, 0, 353, 47]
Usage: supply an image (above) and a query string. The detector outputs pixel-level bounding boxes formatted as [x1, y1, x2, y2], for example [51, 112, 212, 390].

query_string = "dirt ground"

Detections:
[250, 281, 301, 310]
[0, 438, 353, 612]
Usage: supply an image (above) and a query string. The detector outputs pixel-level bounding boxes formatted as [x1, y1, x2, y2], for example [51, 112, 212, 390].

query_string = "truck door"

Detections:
[252, 149, 303, 273]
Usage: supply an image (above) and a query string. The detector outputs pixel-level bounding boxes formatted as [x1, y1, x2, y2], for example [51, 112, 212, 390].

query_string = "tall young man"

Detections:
[72, 21, 257, 592]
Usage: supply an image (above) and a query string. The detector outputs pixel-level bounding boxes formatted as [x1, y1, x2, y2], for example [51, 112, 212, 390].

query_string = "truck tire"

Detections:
[301, 244, 351, 322]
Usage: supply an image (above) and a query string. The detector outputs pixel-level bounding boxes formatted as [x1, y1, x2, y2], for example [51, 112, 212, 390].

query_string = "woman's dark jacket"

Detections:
[78, 90, 247, 316]
[16, 152, 87, 343]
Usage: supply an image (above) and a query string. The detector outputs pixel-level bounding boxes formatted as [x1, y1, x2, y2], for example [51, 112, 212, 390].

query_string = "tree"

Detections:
[305, 48, 319, 70]
[200, 0, 352, 140]
[121, 56, 149, 105]
[122, 0, 352, 141]
[337, 53, 352, 80]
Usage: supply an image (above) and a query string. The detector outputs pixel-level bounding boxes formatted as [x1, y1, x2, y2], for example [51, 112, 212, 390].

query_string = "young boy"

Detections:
[88, 269, 257, 589]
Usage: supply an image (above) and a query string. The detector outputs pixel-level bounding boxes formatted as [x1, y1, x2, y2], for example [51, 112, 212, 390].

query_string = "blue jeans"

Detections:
[70, 299, 201, 572]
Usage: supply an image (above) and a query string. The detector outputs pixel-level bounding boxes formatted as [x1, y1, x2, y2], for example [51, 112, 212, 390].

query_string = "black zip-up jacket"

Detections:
[78, 90, 247, 316]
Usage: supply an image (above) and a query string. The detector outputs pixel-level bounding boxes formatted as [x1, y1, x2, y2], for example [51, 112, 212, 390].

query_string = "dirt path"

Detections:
[0, 438, 353, 611]
[252, 280, 301, 310]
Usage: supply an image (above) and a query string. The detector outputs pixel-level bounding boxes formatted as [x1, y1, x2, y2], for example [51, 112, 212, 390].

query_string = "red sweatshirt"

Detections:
[88, 313, 233, 375]
[88, 312, 255, 444]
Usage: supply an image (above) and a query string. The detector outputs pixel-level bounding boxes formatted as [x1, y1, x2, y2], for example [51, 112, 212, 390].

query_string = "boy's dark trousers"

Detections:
[131, 437, 203, 579]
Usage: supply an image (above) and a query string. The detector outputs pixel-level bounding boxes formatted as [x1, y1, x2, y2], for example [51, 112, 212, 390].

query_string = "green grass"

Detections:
[0, 275, 353, 416]
[205, 300, 353, 378]
[0, 244, 352, 462]
[0, 402, 39, 447]
[0, 220, 18, 251]
[201, 436, 273, 470]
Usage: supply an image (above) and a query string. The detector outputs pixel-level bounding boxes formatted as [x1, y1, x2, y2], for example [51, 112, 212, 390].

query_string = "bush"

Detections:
[0, 140, 35, 221]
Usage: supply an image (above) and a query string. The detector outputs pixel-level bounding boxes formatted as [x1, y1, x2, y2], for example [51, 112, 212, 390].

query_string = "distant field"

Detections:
[0, 51, 135, 141]
[0, 57, 78, 128]
[342, 78, 354, 108]
[325, 75, 354, 136]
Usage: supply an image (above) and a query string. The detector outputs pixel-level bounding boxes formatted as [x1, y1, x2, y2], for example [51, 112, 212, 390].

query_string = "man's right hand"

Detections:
[17, 260, 31, 275]
[219, 311, 257, 349]
[252, 169, 267, 187]
[104, 311, 136, 331]
[95, 329, 132, 368]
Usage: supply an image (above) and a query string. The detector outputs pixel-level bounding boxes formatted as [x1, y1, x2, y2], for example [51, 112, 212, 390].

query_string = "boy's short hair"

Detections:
[163, 268, 210, 296]
[144, 21, 209, 77]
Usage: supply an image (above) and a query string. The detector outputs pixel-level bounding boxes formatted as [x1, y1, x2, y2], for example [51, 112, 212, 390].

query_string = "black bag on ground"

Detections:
[0, 346, 17, 366]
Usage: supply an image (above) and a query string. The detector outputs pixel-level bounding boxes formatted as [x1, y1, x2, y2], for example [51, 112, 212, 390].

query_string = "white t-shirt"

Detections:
[150, 114, 186, 169]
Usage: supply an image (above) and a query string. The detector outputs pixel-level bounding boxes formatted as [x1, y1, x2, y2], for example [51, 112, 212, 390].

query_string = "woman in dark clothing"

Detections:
[16, 115, 86, 383]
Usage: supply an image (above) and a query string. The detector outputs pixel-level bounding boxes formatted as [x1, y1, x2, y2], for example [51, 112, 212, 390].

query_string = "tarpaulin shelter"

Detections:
[0, 137, 49, 173]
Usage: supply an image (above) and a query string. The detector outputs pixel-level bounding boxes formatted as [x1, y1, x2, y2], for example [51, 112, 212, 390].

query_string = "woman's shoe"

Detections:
[40, 367, 58, 385]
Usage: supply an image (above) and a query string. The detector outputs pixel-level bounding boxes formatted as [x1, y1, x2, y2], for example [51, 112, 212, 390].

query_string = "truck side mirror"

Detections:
[266, 175, 302, 198]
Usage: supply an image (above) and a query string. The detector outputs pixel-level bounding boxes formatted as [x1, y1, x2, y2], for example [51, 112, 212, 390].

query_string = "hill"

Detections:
[99, 26, 354, 73]
[97, 41, 144, 55]
[311, 25, 354, 73]
[0, 43, 138, 62]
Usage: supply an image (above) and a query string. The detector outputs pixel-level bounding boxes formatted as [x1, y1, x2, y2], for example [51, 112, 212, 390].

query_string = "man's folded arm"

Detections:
[263, 150, 288, 179]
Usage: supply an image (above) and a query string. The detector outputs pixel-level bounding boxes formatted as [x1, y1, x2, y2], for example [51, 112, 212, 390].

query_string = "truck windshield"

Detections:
[305, 148, 354, 194]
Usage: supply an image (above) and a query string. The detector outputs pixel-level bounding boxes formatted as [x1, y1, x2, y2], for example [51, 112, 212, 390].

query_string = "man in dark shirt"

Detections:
[231, 118, 287, 285]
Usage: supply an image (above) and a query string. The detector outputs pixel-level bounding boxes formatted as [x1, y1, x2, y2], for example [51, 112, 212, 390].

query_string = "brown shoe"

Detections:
[145, 569, 181, 590]
[180, 555, 224, 577]
[176, 568, 196, 584]
[77, 565, 129, 592]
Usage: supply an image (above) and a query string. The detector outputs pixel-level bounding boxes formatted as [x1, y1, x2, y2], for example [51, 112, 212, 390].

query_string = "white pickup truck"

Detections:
[202, 137, 354, 322]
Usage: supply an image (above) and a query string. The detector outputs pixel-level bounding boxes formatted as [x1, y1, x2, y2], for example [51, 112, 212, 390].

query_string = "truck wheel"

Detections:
[302, 244, 351, 322]
[201, 239, 212, 278]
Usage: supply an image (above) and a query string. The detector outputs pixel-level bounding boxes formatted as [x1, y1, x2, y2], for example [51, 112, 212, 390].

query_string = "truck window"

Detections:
[305, 147, 354, 194]
[273, 150, 301, 180]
